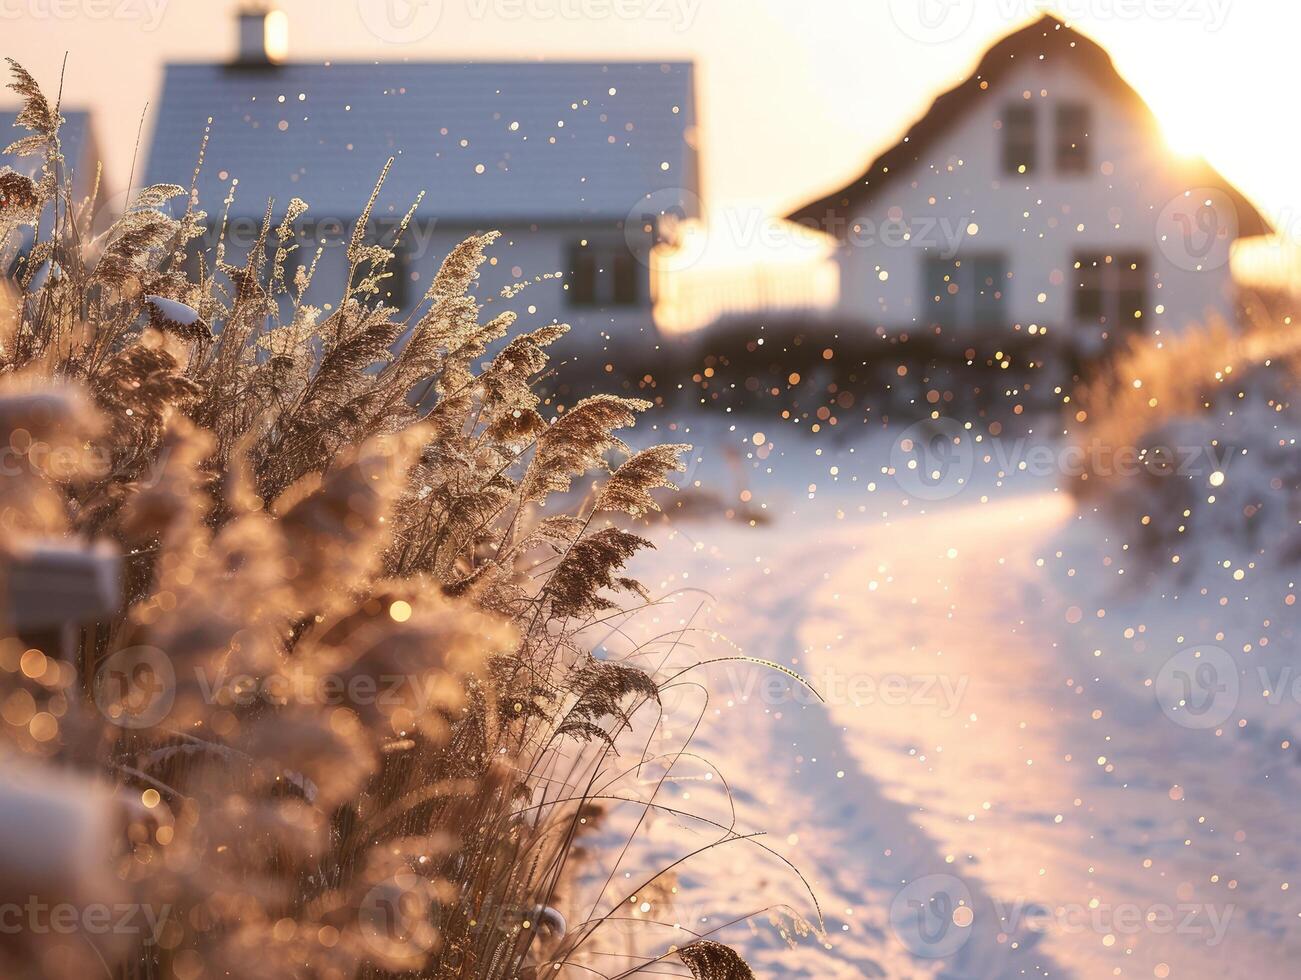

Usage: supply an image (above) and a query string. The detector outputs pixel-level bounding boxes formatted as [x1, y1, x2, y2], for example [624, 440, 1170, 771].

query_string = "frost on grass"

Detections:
[0, 60, 811, 980]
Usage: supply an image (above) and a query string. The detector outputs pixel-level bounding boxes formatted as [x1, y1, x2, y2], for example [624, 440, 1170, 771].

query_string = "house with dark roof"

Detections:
[143, 8, 698, 351]
[1, 108, 102, 276]
[789, 15, 1268, 355]
[1, 108, 100, 189]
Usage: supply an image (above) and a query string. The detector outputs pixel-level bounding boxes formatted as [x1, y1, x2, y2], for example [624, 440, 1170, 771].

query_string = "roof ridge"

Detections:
[786, 15, 1267, 238]
[143, 56, 699, 222]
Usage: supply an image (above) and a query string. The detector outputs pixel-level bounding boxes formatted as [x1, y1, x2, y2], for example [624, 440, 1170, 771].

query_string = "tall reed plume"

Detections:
[0, 61, 815, 979]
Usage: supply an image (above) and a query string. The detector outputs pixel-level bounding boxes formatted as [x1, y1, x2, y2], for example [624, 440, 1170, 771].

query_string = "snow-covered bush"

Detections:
[1075, 316, 1300, 572]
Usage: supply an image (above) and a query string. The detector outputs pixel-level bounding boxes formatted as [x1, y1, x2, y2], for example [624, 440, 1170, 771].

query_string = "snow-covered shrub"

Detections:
[1075, 316, 1300, 572]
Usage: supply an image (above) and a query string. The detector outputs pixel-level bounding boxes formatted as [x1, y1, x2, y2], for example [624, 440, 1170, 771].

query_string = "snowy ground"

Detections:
[574, 411, 1300, 979]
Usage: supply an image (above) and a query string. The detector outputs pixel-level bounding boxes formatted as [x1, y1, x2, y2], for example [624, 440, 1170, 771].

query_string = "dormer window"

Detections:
[1002, 104, 1037, 175]
[1056, 103, 1091, 174]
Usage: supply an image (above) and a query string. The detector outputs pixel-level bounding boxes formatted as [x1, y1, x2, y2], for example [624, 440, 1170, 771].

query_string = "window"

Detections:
[363, 218, 415, 311]
[569, 246, 598, 305]
[1073, 252, 1147, 327]
[1002, 104, 1037, 175]
[568, 241, 641, 308]
[260, 216, 341, 303]
[611, 249, 638, 305]
[378, 237, 414, 311]
[381, 248, 411, 310]
[1056, 103, 1091, 174]
[923, 253, 1008, 330]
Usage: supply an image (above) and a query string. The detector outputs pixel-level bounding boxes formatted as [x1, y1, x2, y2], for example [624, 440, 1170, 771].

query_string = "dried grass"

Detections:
[1073, 310, 1301, 569]
[0, 61, 808, 979]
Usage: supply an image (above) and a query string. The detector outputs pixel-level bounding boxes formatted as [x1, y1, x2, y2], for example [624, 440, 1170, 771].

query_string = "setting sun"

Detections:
[1156, 105, 1207, 158]
[1, 4, 1298, 980]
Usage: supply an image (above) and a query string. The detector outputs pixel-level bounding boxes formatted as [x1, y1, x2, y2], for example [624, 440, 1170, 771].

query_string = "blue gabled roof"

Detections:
[143, 60, 698, 224]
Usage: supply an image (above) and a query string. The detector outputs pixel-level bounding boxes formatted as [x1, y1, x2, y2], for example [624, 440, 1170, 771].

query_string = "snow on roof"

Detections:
[144, 61, 697, 225]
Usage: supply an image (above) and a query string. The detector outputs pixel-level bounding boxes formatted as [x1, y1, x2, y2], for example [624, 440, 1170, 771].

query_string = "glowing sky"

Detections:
[3, 0, 1295, 247]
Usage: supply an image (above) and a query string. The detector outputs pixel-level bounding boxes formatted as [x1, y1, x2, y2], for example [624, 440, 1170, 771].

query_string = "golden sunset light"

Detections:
[1, 3, 1297, 979]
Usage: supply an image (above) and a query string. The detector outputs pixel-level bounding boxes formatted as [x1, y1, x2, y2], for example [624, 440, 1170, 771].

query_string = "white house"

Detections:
[142, 9, 698, 353]
[788, 15, 1268, 355]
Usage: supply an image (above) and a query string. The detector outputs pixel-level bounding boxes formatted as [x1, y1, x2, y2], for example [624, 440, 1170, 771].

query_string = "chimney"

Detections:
[235, 5, 288, 65]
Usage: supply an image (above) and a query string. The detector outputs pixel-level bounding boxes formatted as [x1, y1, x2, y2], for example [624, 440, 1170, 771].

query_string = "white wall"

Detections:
[219, 219, 657, 358]
[827, 58, 1243, 344]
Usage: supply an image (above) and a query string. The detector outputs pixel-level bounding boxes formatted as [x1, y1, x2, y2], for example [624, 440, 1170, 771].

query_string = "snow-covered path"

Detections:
[594, 421, 1300, 979]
